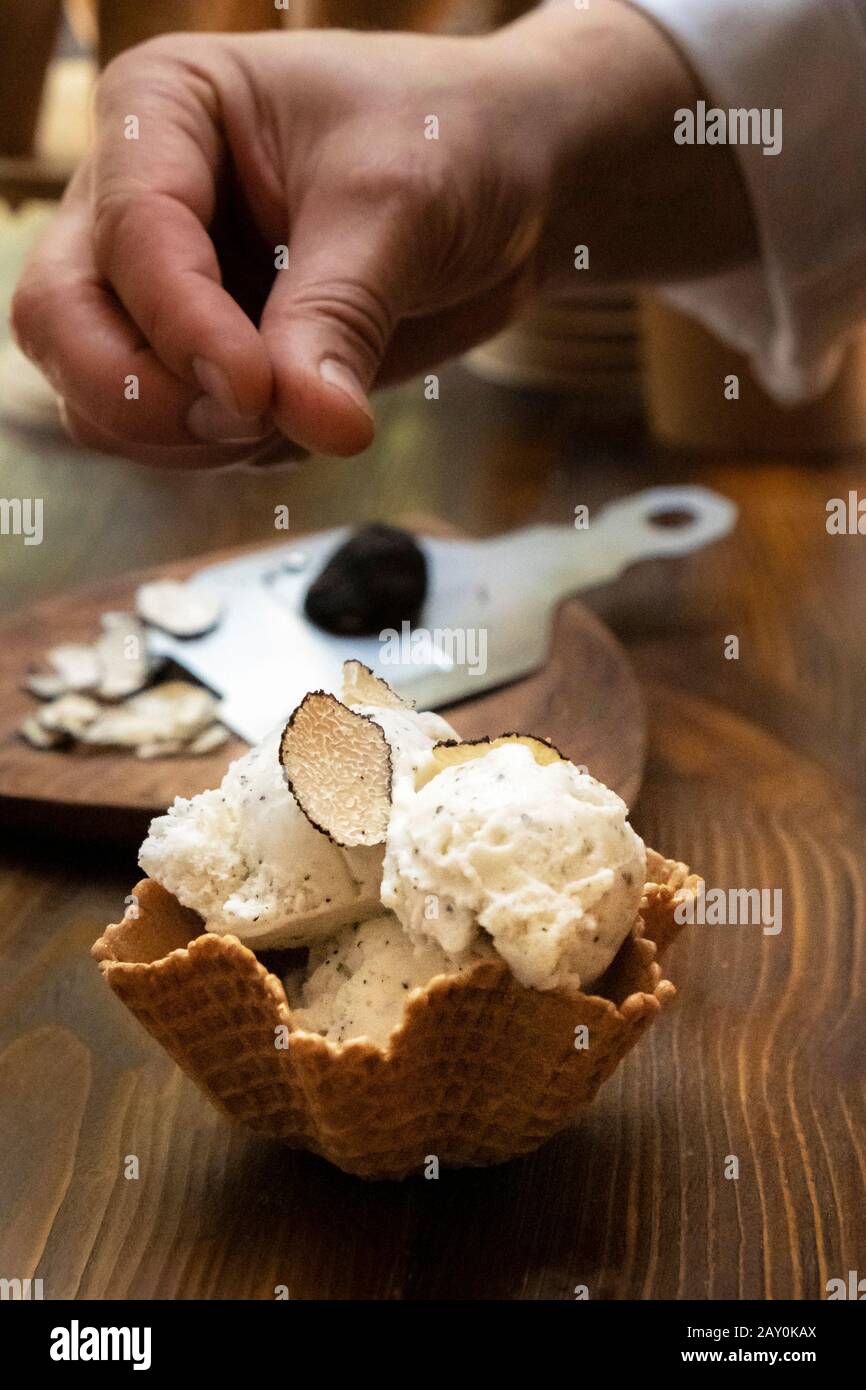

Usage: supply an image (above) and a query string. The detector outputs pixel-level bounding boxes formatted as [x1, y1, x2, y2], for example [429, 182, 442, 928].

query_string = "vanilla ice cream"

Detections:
[139, 703, 456, 947]
[355, 703, 456, 787]
[285, 912, 489, 1047]
[381, 742, 646, 992]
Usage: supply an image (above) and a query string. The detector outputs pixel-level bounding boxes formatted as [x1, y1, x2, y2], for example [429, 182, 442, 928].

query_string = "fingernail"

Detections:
[193, 357, 237, 412]
[320, 358, 373, 420]
[187, 396, 270, 444]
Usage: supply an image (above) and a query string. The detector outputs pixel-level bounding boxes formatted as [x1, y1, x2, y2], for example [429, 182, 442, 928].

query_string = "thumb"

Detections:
[260, 200, 414, 456]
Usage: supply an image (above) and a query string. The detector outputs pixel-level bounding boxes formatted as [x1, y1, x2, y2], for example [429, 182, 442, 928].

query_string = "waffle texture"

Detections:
[92, 848, 699, 1179]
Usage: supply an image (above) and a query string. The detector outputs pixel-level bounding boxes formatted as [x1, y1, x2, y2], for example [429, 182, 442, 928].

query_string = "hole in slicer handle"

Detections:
[614, 486, 738, 558]
[646, 508, 696, 529]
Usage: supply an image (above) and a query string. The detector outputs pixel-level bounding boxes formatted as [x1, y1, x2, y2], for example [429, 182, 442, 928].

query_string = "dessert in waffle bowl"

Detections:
[92, 662, 700, 1180]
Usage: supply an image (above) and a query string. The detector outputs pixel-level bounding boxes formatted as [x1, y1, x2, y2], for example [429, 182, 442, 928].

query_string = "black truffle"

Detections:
[304, 523, 428, 636]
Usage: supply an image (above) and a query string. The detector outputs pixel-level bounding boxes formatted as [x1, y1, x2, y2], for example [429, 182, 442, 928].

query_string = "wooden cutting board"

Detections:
[0, 523, 646, 842]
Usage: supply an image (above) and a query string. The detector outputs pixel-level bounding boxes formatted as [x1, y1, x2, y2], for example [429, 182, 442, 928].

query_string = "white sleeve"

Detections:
[620, 0, 866, 403]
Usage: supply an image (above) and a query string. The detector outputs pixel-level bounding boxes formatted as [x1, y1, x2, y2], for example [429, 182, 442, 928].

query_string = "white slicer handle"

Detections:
[551, 485, 738, 596]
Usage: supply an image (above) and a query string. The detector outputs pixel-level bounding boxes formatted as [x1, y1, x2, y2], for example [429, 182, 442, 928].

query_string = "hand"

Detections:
[10, 25, 554, 467]
[10, 4, 755, 468]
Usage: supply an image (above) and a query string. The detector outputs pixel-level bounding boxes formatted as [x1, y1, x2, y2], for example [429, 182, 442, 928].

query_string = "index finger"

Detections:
[90, 37, 272, 419]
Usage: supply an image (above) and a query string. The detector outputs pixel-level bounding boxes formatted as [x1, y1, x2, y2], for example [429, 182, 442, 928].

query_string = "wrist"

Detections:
[480, 2, 668, 282]
[484, 0, 756, 284]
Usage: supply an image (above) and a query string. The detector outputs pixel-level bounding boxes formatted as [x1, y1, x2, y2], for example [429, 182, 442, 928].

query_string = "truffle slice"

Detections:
[416, 733, 566, 789]
[37, 693, 102, 737]
[136, 579, 223, 638]
[135, 739, 188, 761]
[341, 659, 413, 710]
[187, 722, 231, 755]
[25, 643, 101, 698]
[95, 612, 154, 700]
[24, 670, 70, 701]
[78, 681, 218, 748]
[20, 714, 68, 749]
[279, 691, 392, 847]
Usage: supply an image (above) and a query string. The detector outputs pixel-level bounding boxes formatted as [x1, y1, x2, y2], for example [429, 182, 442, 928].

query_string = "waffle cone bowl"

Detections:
[92, 847, 699, 1180]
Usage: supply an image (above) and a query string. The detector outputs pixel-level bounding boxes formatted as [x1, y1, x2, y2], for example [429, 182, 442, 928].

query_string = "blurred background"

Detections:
[4, 0, 866, 488]
[1, 0, 866, 622]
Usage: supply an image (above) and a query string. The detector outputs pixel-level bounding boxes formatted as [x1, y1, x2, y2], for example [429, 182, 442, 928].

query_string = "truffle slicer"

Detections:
[147, 487, 735, 744]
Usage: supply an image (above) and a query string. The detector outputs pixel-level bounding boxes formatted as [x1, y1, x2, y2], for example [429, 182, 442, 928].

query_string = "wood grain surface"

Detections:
[0, 527, 646, 840]
[1, 253, 865, 1295]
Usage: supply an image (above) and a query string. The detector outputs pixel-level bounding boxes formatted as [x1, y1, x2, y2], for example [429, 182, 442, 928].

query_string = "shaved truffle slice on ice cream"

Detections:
[279, 692, 394, 848]
[341, 658, 415, 711]
[95, 662, 700, 1178]
[139, 673, 456, 947]
[279, 687, 455, 848]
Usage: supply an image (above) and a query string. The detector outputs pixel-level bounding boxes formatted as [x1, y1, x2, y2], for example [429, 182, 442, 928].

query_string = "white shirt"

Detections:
[603, 0, 866, 402]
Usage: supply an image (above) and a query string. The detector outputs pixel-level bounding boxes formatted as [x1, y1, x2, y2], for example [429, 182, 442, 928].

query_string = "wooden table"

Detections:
[1, 227, 864, 1301]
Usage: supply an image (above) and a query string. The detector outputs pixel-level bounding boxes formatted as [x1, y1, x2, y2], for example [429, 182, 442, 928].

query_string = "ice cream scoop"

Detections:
[381, 740, 646, 991]
[285, 912, 491, 1047]
[139, 701, 456, 947]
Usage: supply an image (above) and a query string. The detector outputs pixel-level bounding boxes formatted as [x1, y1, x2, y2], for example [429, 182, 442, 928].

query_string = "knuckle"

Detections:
[342, 161, 435, 224]
[95, 33, 198, 108]
[291, 280, 394, 370]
